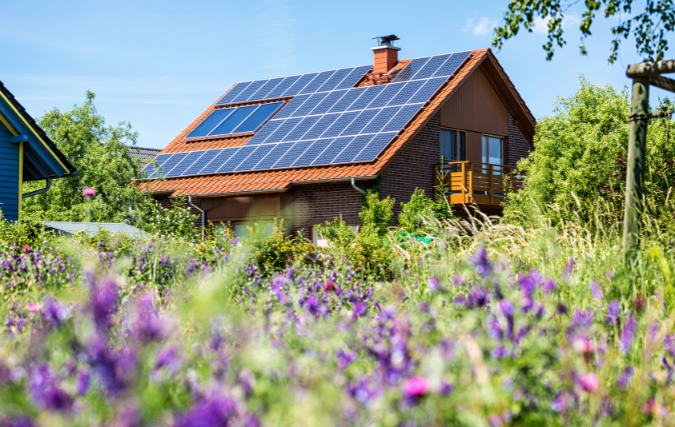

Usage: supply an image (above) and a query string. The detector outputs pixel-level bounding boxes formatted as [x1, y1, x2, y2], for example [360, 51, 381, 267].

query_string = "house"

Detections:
[139, 37, 535, 239]
[127, 146, 161, 164]
[0, 81, 77, 222]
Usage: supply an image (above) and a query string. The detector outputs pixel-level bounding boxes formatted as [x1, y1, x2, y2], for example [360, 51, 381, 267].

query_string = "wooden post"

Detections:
[468, 162, 474, 204]
[460, 162, 466, 201]
[488, 164, 493, 205]
[622, 77, 650, 255]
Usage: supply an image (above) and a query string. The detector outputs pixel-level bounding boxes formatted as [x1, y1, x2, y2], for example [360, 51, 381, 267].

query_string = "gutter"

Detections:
[22, 178, 51, 199]
[351, 177, 367, 196]
[187, 195, 205, 240]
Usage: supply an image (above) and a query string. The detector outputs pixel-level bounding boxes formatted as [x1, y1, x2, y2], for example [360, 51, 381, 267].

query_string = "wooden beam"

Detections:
[650, 74, 675, 93]
[627, 59, 675, 77]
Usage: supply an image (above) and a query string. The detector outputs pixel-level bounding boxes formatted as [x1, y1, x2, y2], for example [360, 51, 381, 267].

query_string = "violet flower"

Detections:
[578, 372, 599, 393]
[606, 301, 620, 326]
[468, 246, 492, 277]
[620, 315, 637, 354]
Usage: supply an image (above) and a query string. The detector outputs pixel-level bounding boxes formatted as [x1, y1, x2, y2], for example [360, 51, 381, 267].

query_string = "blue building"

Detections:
[0, 81, 77, 221]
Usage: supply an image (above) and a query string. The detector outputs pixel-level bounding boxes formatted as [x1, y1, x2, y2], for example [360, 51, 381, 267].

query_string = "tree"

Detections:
[23, 91, 156, 226]
[494, 0, 675, 63]
[504, 77, 675, 224]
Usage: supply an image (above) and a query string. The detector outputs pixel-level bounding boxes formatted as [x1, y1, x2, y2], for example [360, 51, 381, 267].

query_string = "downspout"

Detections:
[22, 178, 52, 199]
[351, 177, 367, 196]
[187, 195, 205, 240]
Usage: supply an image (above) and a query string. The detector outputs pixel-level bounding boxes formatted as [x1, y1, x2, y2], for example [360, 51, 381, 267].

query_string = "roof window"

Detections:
[186, 101, 284, 140]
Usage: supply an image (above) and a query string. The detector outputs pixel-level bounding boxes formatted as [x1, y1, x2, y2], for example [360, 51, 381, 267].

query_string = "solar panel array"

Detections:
[141, 51, 472, 180]
[217, 65, 373, 105]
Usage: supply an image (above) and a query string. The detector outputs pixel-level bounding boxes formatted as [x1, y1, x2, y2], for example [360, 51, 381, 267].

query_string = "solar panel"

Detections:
[217, 82, 251, 105]
[146, 51, 474, 179]
[169, 151, 205, 177]
[301, 70, 337, 94]
[293, 138, 334, 166]
[265, 117, 303, 144]
[332, 134, 375, 164]
[353, 132, 397, 162]
[292, 92, 328, 117]
[235, 144, 271, 171]
[218, 145, 256, 173]
[186, 109, 234, 139]
[311, 136, 354, 165]
[200, 148, 236, 174]
[184, 150, 219, 176]
[266, 75, 300, 99]
[301, 114, 340, 140]
[253, 142, 293, 170]
[143, 153, 173, 179]
[274, 140, 313, 169]
[283, 116, 321, 142]
[232, 80, 268, 103]
[274, 95, 309, 119]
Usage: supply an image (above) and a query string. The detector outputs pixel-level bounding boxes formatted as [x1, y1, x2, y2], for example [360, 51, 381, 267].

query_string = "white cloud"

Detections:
[463, 17, 500, 36]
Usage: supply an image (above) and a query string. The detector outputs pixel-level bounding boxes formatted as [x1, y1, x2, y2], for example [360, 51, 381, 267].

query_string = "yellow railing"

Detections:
[434, 161, 524, 206]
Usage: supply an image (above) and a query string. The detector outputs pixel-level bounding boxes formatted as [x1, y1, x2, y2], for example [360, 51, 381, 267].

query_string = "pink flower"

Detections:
[323, 279, 335, 292]
[403, 376, 430, 396]
[22, 245, 31, 253]
[27, 303, 41, 312]
[83, 187, 96, 200]
[578, 372, 599, 393]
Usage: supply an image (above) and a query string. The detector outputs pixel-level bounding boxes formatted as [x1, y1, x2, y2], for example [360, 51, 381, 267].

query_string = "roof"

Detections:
[42, 221, 151, 238]
[0, 80, 77, 181]
[140, 49, 535, 197]
[128, 146, 161, 162]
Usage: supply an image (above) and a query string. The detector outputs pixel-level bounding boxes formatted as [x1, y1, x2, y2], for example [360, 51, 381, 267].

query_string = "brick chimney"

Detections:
[371, 35, 400, 74]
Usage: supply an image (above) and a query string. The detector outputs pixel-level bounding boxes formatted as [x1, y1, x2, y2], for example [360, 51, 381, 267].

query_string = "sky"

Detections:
[1, 0, 673, 149]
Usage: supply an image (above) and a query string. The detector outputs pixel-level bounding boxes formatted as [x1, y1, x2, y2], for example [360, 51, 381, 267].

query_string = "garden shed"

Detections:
[0, 81, 77, 221]
[139, 37, 536, 239]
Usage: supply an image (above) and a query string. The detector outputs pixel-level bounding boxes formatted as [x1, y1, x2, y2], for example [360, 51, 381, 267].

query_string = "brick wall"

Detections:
[290, 180, 375, 235]
[506, 113, 533, 166]
[379, 112, 441, 220]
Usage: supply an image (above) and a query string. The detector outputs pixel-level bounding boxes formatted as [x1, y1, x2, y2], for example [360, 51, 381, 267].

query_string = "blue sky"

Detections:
[1, 0, 672, 148]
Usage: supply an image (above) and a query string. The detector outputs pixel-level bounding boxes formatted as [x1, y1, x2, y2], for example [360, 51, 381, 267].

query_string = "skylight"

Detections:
[186, 102, 284, 140]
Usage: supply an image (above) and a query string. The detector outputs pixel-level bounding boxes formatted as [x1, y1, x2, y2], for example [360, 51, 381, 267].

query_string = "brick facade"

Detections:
[380, 112, 441, 220]
[506, 113, 533, 167]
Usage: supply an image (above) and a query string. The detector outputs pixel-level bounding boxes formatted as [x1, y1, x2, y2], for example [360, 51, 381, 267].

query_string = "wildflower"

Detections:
[542, 279, 556, 293]
[606, 300, 620, 326]
[468, 246, 492, 277]
[42, 297, 70, 328]
[75, 371, 89, 395]
[578, 372, 599, 393]
[22, 245, 31, 253]
[620, 315, 637, 354]
[83, 187, 96, 200]
[563, 258, 576, 281]
[90, 277, 119, 330]
[428, 276, 442, 292]
[439, 381, 453, 395]
[591, 279, 604, 299]
[617, 366, 634, 388]
[174, 393, 239, 427]
[29, 365, 72, 411]
[403, 376, 430, 396]
[27, 303, 40, 312]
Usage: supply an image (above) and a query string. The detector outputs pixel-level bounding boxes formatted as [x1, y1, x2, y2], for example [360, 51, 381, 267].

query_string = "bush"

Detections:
[249, 224, 320, 276]
[145, 196, 199, 240]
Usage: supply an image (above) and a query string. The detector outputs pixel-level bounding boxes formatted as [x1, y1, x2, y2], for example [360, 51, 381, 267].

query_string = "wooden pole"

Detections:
[622, 77, 650, 255]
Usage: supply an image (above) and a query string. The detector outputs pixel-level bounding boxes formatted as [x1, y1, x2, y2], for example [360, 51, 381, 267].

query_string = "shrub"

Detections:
[145, 196, 199, 240]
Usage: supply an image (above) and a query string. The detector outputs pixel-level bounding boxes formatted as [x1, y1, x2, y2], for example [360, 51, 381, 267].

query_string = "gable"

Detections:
[440, 66, 509, 136]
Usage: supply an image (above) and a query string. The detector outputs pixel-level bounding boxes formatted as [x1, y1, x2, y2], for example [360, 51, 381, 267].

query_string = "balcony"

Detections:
[434, 161, 524, 208]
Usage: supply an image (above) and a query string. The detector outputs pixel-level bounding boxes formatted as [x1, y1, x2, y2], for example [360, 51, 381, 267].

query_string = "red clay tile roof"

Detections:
[141, 49, 534, 197]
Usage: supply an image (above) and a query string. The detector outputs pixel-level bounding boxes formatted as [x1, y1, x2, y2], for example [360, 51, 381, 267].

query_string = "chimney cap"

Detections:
[373, 34, 400, 47]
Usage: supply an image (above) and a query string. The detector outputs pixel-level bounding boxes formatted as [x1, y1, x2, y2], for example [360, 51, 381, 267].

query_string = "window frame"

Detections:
[184, 101, 286, 142]
[440, 128, 466, 162]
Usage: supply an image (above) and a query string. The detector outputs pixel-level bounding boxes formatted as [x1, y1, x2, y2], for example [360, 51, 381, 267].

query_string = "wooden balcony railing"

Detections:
[434, 161, 525, 207]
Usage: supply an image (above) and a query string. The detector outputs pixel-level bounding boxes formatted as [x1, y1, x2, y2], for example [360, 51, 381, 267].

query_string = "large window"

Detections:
[482, 135, 504, 165]
[440, 129, 466, 161]
[186, 102, 284, 140]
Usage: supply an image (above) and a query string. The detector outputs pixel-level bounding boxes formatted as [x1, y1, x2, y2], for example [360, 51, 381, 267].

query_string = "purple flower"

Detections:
[563, 257, 576, 281]
[428, 276, 442, 292]
[42, 297, 69, 328]
[75, 371, 89, 395]
[468, 246, 492, 277]
[492, 346, 509, 358]
[336, 347, 357, 369]
[174, 393, 240, 427]
[29, 365, 72, 411]
[439, 381, 453, 395]
[90, 277, 119, 330]
[467, 287, 489, 308]
[542, 279, 556, 293]
[130, 292, 166, 343]
[618, 366, 634, 388]
[665, 334, 675, 357]
[620, 315, 637, 354]
[591, 280, 604, 299]
[606, 301, 620, 326]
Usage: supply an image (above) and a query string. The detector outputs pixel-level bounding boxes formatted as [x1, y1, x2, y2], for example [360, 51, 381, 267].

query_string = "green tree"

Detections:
[494, 0, 675, 63]
[23, 91, 155, 226]
[504, 77, 675, 224]
[359, 191, 394, 237]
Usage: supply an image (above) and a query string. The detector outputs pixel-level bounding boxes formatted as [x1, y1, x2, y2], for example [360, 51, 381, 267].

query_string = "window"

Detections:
[186, 102, 284, 140]
[482, 135, 504, 165]
[440, 129, 466, 161]
[231, 219, 290, 239]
